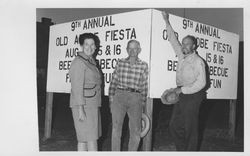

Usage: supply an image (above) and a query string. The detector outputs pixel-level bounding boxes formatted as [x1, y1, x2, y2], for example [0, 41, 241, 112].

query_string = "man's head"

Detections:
[181, 35, 197, 56]
[126, 40, 141, 58]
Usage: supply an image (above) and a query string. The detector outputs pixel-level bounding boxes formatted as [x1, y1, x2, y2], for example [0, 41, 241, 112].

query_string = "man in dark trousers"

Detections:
[109, 40, 148, 151]
[162, 11, 207, 151]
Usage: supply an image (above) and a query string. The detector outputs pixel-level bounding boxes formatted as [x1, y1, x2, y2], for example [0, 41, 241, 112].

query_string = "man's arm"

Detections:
[141, 63, 149, 106]
[162, 11, 184, 59]
[108, 61, 120, 103]
[181, 59, 206, 94]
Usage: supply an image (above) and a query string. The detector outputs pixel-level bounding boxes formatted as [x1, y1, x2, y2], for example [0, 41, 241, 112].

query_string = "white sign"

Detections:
[47, 9, 152, 94]
[150, 10, 239, 99]
[47, 9, 239, 99]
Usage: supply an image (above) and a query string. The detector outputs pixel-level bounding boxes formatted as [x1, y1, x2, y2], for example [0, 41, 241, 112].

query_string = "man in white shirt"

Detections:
[162, 11, 207, 151]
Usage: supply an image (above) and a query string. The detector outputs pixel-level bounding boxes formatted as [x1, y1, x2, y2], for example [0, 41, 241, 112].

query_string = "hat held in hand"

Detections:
[140, 113, 150, 138]
[161, 88, 179, 105]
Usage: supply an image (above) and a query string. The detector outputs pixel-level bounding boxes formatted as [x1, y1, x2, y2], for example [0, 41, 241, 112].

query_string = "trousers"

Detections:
[110, 89, 143, 151]
[169, 90, 205, 151]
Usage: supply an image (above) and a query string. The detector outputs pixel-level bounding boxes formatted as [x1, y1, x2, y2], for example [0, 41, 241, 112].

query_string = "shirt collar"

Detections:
[124, 57, 141, 64]
[184, 52, 196, 60]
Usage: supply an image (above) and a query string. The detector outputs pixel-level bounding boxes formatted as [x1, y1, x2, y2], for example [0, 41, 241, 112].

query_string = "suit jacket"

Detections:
[69, 52, 102, 108]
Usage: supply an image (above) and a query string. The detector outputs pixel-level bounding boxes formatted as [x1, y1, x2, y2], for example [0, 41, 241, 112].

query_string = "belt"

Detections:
[117, 87, 141, 93]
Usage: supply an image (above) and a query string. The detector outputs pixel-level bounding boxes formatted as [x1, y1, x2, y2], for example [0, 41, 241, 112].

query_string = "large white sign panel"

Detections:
[150, 10, 239, 99]
[47, 9, 239, 99]
[47, 9, 152, 94]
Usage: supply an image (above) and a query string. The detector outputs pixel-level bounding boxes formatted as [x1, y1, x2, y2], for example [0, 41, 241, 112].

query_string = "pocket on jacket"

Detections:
[83, 84, 97, 98]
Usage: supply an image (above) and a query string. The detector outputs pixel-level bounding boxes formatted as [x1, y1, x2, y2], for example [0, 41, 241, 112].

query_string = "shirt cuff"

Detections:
[181, 87, 188, 94]
[181, 86, 199, 94]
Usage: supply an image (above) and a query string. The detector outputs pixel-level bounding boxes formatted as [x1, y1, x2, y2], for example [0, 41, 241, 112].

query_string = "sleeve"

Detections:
[166, 24, 184, 60]
[141, 63, 149, 104]
[181, 59, 206, 94]
[69, 58, 86, 106]
[108, 60, 120, 98]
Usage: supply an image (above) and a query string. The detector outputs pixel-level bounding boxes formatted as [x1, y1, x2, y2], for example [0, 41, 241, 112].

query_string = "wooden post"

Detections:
[229, 99, 236, 141]
[42, 92, 54, 141]
[142, 98, 153, 151]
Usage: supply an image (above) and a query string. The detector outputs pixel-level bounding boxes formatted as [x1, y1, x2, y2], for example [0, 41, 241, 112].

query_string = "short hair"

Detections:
[79, 33, 100, 49]
[183, 35, 198, 50]
[127, 39, 141, 49]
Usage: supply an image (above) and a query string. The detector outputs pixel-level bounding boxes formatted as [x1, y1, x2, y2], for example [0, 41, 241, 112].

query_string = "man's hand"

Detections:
[109, 96, 114, 105]
[78, 105, 87, 121]
[142, 101, 146, 113]
[162, 11, 170, 25]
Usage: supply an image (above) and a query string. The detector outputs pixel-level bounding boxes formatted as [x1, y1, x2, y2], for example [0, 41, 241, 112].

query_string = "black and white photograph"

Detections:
[0, 0, 249, 155]
[36, 8, 244, 152]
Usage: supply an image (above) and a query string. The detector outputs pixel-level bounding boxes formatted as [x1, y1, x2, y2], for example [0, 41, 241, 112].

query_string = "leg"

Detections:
[77, 142, 87, 151]
[87, 140, 98, 151]
[168, 100, 185, 151]
[182, 92, 204, 151]
[72, 107, 89, 151]
[111, 92, 127, 151]
[127, 93, 142, 151]
[183, 106, 199, 151]
[85, 107, 100, 151]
